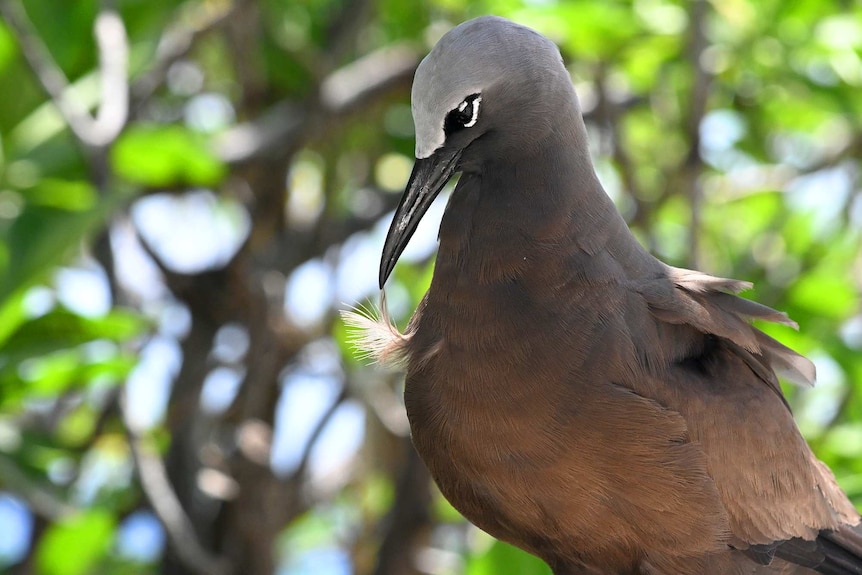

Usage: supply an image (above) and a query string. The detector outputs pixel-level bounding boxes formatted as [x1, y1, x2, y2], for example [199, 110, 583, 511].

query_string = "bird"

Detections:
[346, 15, 862, 575]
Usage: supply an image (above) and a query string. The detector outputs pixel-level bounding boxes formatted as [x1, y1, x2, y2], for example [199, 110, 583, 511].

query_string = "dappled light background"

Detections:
[0, 1, 860, 574]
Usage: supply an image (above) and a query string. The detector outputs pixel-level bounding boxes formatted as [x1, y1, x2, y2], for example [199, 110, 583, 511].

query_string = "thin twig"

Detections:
[684, 0, 712, 268]
[120, 391, 231, 575]
[92, 10, 128, 143]
[287, 385, 348, 483]
[594, 65, 658, 250]
[0, 0, 129, 148]
[215, 43, 419, 164]
[321, 0, 374, 71]
[131, 0, 235, 107]
[0, 454, 77, 520]
[10, 515, 48, 575]
[372, 445, 431, 575]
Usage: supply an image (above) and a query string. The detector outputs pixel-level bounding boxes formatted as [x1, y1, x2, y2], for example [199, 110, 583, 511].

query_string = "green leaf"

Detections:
[0, 308, 144, 404]
[788, 273, 857, 319]
[822, 423, 862, 458]
[111, 124, 226, 187]
[282, 509, 339, 553]
[0, 20, 14, 68]
[0, 289, 28, 348]
[513, 3, 640, 58]
[22, 179, 98, 211]
[36, 511, 115, 575]
[17, 350, 134, 398]
[0, 195, 111, 304]
[56, 403, 99, 447]
[432, 490, 464, 523]
[836, 473, 862, 502]
[359, 473, 394, 516]
[0, 308, 148, 365]
[465, 538, 551, 575]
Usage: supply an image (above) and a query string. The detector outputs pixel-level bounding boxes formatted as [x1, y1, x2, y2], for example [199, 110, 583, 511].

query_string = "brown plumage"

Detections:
[345, 16, 862, 575]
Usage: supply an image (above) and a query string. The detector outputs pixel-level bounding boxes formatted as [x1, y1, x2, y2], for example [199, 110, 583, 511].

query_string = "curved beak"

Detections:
[379, 148, 461, 288]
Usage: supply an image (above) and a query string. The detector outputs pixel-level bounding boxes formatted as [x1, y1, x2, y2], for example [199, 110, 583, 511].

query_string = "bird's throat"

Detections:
[436, 147, 617, 284]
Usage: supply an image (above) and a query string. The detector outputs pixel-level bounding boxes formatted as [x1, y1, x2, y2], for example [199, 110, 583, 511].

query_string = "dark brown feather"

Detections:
[356, 16, 861, 575]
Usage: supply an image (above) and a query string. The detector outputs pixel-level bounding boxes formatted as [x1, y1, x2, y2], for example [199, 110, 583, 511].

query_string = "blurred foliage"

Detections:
[0, 0, 859, 574]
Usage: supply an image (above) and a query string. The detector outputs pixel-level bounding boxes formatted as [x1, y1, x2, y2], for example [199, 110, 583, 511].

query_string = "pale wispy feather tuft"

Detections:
[341, 290, 410, 368]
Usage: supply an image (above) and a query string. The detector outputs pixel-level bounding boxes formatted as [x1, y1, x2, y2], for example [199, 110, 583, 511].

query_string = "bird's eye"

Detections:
[444, 94, 481, 133]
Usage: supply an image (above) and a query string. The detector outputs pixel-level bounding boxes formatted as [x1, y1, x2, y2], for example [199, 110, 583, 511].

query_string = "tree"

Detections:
[0, 1, 859, 574]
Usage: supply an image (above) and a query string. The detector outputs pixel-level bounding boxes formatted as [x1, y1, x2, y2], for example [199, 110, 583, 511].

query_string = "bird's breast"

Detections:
[399, 263, 737, 569]
[402, 272, 615, 536]
[402, 321, 582, 550]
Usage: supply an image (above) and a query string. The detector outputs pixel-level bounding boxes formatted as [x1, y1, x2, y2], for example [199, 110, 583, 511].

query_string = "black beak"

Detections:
[379, 148, 461, 288]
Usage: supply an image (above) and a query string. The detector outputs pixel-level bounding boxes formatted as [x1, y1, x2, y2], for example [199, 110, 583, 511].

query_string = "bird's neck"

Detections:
[435, 125, 632, 286]
[414, 123, 658, 363]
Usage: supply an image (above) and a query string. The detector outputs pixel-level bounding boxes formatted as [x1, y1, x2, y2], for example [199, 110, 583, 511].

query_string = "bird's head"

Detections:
[379, 16, 577, 287]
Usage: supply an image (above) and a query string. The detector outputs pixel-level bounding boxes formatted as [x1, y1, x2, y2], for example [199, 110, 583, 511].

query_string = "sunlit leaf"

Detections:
[513, 2, 640, 58]
[432, 490, 464, 523]
[282, 509, 339, 554]
[0, 308, 148, 365]
[0, 289, 28, 348]
[465, 538, 551, 575]
[789, 273, 857, 319]
[19, 350, 134, 397]
[0, 20, 16, 74]
[0, 192, 114, 305]
[836, 474, 862, 501]
[22, 179, 98, 211]
[111, 125, 226, 187]
[359, 473, 394, 516]
[822, 423, 862, 458]
[56, 403, 99, 447]
[36, 511, 115, 575]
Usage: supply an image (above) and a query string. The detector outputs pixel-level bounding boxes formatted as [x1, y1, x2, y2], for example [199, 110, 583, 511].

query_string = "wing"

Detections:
[629, 266, 861, 572]
[636, 265, 816, 387]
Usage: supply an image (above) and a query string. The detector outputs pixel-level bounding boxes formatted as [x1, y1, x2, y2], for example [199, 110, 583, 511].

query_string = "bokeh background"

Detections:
[0, 0, 860, 574]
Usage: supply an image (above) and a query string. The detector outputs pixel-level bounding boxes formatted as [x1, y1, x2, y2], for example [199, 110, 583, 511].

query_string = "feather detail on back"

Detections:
[638, 266, 816, 387]
[340, 290, 411, 368]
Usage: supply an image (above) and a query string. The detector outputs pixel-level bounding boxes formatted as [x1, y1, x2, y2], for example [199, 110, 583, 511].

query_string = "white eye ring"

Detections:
[462, 95, 481, 127]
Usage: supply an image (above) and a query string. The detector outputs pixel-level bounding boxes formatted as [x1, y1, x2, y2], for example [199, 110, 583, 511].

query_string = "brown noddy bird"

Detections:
[351, 15, 862, 575]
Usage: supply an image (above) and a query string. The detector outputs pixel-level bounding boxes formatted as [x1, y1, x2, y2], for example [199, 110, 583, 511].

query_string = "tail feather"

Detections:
[818, 524, 862, 575]
[770, 525, 862, 575]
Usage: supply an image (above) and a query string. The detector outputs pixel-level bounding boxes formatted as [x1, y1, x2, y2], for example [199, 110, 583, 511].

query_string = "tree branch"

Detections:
[372, 445, 432, 575]
[0, 0, 129, 148]
[683, 0, 712, 268]
[321, 0, 374, 70]
[215, 43, 419, 165]
[120, 392, 231, 575]
[92, 9, 129, 144]
[132, 0, 235, 107]
[287, 385, 348, 483]
[594, 65, 658, 250]
[0, 453, 76, 520]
